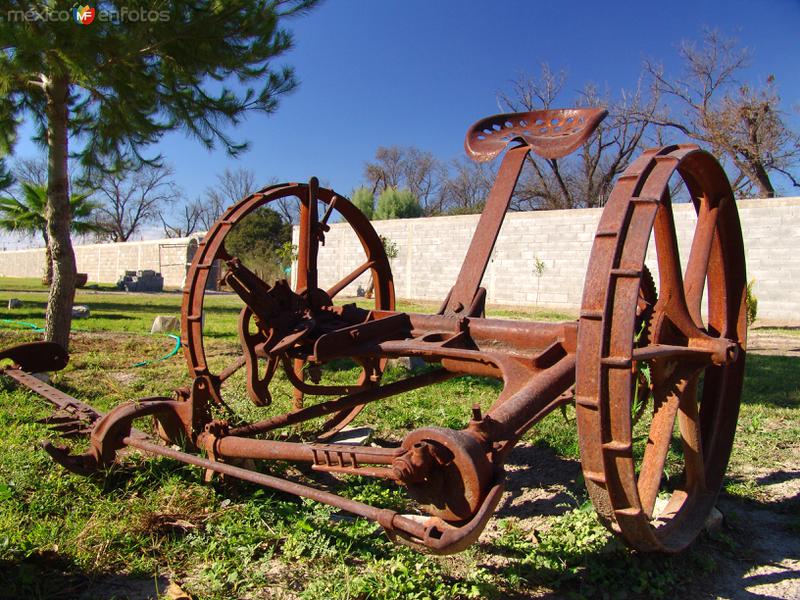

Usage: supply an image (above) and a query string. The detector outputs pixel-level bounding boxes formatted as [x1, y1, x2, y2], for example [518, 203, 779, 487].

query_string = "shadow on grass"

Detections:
[496, 443, 583, 522]
[723, 470, 800, 514]
[483, 463, 800, 599]
[0, 306, 47, 322]
[742, 354, 800, 408]
[86, 313, 136, 322]
[100, 454, 209, 494]
[63, 300, 238, 316]
[0, 554, 168, 600]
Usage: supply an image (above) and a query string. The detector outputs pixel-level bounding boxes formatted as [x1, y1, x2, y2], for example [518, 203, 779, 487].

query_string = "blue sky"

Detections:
[6, 0, 800, 247]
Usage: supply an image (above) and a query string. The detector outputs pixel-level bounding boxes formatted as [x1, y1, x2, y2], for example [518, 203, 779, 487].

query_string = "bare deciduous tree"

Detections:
[93, 164, 179, 242]
[160, 200, 204, 238]
[364, 146, 448, 215]
[497, 63, 566, 112]
[439, 157, 496, 214]
[644, 30, 800, 197]
[165, 169, 292, 236]
[498, 65, 657, 209]
[365, 147, 402, 193]
[260, 176, 299, 225]
[198, 167, 257, 230]
[13, 157, 48, 188]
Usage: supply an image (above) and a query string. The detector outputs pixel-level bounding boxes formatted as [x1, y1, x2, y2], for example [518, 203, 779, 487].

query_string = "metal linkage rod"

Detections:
[123, 436, 429, 539]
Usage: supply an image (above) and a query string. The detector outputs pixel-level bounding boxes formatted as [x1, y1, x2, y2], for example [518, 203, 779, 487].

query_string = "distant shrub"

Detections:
[746, 279, 758, 326]
[380, 235, 398, 259]
[351, 187, 375, 219]
[374, 188, 422, 220]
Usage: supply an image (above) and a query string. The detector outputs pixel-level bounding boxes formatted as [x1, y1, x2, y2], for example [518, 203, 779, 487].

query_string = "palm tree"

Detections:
[0, 182, 104, 284]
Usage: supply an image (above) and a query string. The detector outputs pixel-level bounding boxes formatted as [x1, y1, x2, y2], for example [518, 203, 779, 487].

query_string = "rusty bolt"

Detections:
[392, 441, 433, 483]
[471, 404, 482, 421]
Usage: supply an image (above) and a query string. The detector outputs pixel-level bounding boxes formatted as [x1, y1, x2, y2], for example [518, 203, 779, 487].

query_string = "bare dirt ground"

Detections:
[700, 328, 800, 600]
[490, 446, 800, 600]
[747, 328, 800, 358]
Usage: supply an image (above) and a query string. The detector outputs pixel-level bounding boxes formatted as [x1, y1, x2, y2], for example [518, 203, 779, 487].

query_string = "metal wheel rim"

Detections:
[576, 146, 747, 552]
[181, 182, 395, 433]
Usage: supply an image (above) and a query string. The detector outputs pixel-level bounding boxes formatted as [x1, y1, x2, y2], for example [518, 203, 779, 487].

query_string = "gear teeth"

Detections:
[636, 264, 658, 348]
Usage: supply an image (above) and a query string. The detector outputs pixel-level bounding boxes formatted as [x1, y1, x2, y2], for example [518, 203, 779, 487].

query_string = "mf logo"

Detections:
[73, 5, 95, 25]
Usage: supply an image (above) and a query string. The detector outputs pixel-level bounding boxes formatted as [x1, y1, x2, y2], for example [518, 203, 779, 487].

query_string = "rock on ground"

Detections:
[72, 305, 90, 318]
[151, 315, 180, 333]
[387, 356, 427, 371]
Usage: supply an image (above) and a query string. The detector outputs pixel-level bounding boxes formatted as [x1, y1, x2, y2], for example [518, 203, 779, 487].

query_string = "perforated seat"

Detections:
[464, 107, 607, 162]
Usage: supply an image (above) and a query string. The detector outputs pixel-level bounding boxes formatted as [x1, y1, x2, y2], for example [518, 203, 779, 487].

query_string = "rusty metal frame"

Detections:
[0, 107, 747, 556]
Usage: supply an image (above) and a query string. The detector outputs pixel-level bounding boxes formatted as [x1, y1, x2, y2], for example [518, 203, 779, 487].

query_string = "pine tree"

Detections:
[0, 0, 318, 348]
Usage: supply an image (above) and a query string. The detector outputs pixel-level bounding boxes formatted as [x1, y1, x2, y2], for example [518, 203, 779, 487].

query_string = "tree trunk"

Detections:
[735, 156, 776, 198]
[749, 162, 775, 198]
[44, 76, 76, 350]
[42, 230, 53, 286]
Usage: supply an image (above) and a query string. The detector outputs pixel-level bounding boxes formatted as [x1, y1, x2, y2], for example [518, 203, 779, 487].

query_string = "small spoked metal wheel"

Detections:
[576, 145, 747, 552]
[181, 180, 395, 437]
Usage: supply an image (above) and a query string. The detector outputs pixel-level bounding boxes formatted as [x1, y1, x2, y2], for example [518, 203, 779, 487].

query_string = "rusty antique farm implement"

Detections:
[0, 108, 747, 554]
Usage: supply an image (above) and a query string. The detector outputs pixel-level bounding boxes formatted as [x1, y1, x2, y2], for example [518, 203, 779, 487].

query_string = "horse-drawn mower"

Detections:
[0, 107, 747, 554]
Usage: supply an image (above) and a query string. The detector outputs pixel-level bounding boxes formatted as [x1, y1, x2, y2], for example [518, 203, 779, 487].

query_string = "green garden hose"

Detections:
[0, 319, 45, 332]
[0, 319, 181, 368]
[131, 333, 182, 368]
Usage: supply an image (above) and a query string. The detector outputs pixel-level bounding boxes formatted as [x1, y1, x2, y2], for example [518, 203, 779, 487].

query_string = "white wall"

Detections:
[2, 198, 796, 322]
[0, 235, 202, 289]
[299, 197, 800, 323]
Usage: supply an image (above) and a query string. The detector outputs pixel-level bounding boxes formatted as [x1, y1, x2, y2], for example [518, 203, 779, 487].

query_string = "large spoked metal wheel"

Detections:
[576, 145, 747, 552]
[181, 180, 395, 436]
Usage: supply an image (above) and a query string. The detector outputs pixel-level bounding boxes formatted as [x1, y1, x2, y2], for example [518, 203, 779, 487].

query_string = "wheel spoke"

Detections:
[653, 195, 699, 339]
[327, 259, 375, 299]
[296, 177, 319, 293]
[684, 199, 719, 329]
[632, 343, 715, 363]
[223, 258, 276, 320]
[637, 362, 682, 518]
[217, 243, 232, 262]
[678, 373, 706, 493]
[293, 357, 305, 410]
[218, 356, 246, 383]
[320, 195, 338, 226]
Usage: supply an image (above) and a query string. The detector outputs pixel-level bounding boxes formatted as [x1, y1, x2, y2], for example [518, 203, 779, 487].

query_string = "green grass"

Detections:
[726, 353, 800, 490]
[0, 277, 797, 599]
[0, 276, 574, 341]
[0, 276, 120, 293]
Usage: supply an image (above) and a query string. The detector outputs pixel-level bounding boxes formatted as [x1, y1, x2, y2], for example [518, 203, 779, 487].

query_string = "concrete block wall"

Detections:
[0, 198, 796, 321]
[301, 197, 800, 323]
[0, 235, 201, 289]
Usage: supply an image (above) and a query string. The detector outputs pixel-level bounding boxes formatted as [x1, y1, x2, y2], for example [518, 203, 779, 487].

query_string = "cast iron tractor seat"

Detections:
[1, 107, 747, 555]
